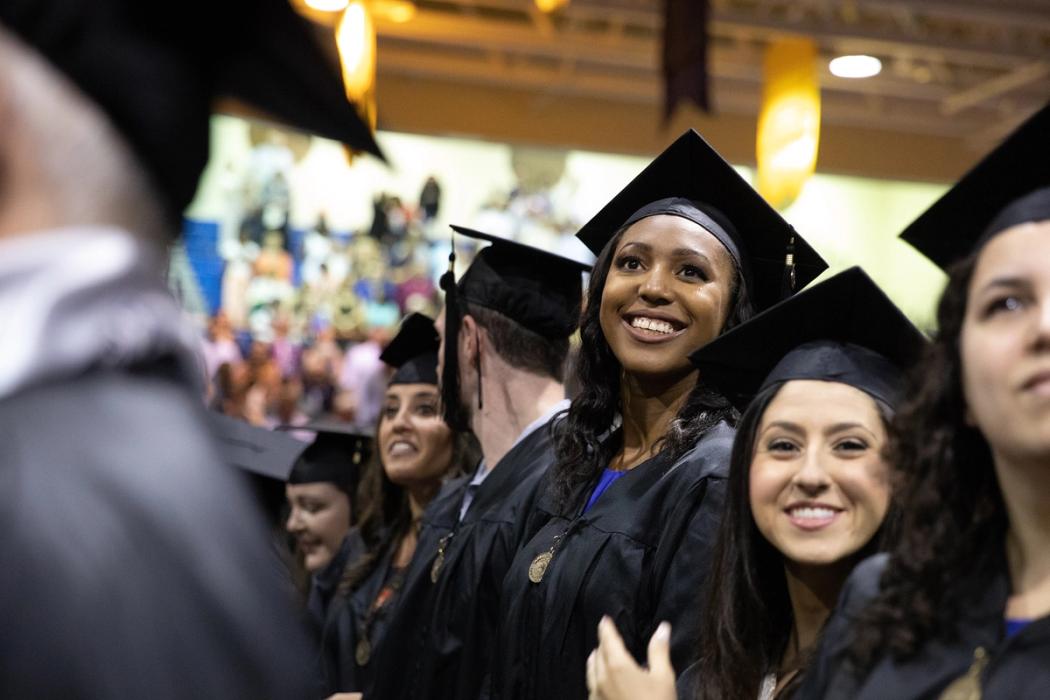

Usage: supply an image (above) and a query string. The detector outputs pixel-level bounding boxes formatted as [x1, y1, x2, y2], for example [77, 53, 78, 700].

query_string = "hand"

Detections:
[586, 616, 676, 700]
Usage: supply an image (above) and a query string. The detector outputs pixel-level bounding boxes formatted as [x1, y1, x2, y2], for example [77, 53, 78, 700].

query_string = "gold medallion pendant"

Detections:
[938, 647, 986, 700]
[528, 551, 553, 583]
[355, 638, 372, 666]
[430, 550, 445, 583]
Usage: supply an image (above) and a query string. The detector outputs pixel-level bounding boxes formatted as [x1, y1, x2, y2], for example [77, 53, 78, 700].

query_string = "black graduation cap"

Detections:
[0, 0, 384, 225]
[381, 313, 440, 386]
[449, 225, 591, 338]
[208, 412, 310, 523]
[210, 412, 310, 481]
[899, 101, 1050, 269]
[689, 267, 926, 412]
[574, 129, 827, 312]
[438, 225, 590, 429]
[281, 422, 372, 497]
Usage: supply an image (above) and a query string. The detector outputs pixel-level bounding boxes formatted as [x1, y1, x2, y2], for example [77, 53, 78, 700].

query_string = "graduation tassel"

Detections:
[781, 234, 797, 298]
[439, 232, 471, 432]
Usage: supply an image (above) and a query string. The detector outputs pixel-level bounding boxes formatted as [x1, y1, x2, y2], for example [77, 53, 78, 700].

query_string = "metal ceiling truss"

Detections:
[373, 0, 1049, 144]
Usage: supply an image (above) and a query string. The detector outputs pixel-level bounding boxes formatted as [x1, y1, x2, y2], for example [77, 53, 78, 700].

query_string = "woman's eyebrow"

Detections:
[760, 420, 804, 437]
[670, 248, 713, 264]
[617, 241, 651, 254]
[979, 275, 1030, 294]
[823, 422, 877, 438]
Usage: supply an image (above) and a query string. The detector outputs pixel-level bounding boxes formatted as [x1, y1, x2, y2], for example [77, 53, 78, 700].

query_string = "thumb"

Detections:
[646, 621, 674, 677]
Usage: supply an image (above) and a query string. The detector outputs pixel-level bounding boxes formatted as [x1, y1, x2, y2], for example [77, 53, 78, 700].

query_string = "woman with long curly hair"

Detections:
[798, 119, 1050, 698]
[319, 314, 480, 694]
[495, 130, 827, 700]
[584, 268, 925, 700]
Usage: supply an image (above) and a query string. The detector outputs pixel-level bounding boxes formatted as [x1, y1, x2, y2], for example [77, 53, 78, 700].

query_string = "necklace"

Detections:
[355, 566, 407, 666]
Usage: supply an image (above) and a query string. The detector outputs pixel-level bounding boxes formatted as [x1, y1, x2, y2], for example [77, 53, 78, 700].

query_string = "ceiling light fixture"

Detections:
[829, 54, 882, 79]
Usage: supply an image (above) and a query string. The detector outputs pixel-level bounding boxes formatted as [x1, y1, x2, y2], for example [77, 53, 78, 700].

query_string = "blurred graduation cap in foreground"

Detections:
[0, 0, 385, 225]
[575, 129, 827, 313]
[899, 101, 1050, 269]
[690, 266, 927, 413]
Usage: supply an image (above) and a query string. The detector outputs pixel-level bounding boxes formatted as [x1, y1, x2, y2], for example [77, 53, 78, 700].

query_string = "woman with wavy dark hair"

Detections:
[319, 314, 480, 695]
[796, 168, 1050, 694]
[584, 268, 925, 700]
[495, 130, 827, 700]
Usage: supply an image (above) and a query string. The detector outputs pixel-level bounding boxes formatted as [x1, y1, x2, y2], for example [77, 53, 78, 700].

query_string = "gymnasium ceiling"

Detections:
[322, 0, 1050, 181]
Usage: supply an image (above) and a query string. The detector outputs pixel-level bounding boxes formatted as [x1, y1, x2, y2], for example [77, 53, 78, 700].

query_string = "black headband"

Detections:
[622, 197, 752, 288]
[759, 340, 905, 410]
[974, 186, 1050, 255]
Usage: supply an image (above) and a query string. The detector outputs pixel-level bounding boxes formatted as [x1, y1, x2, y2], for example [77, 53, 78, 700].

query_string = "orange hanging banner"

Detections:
[756, 38, 821, 210]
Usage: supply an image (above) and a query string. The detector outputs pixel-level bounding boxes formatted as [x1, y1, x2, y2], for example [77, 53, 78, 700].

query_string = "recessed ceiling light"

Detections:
[829, 55, 882, 79]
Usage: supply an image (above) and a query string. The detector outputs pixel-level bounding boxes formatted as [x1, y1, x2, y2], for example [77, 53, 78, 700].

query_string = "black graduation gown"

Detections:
[320, 528, 402, 694]
[798, 553, 1050, 700]
[494, 422, 734, 700]
[367, 421, 558, 700]
[0, 365, 315, 699]
[307, 532, 357, 637]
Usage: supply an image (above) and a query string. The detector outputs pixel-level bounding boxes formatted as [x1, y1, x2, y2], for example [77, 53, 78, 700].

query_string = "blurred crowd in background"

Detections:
[198, 181, 443, 433]
[190, 136, 597, 436]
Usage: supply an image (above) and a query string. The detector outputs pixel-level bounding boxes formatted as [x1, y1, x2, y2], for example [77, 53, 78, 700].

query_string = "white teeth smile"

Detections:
[389, 441, 417, 456]
[630, 317, 676, 334]
[788, 507, 838, 520]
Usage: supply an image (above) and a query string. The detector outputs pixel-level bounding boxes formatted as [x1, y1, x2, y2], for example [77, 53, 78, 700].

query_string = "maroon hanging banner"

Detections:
[662, 0, 712, 121]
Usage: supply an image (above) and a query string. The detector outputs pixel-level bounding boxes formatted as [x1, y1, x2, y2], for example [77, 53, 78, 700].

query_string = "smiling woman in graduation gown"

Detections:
[583, 266, 926, 700]
[283, 423, 371, 639]
[495, 131, 827, 700]
[320, 314, 479, 694]
[798, 105, 1050, 700]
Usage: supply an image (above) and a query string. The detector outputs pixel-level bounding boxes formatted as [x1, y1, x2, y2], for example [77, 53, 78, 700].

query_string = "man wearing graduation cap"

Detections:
[0, 2, 381, 697]
[365, 227, 590, 700]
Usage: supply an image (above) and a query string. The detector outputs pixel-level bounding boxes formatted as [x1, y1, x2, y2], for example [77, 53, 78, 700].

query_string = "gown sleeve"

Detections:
[794, 554, 888, 700]
[0, 373, 316, 700]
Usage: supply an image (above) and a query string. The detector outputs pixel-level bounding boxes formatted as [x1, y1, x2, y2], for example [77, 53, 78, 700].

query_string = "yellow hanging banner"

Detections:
[336, 1, 378, 164]
[756, 38, 821, 210]
[337, 1, 377, 103]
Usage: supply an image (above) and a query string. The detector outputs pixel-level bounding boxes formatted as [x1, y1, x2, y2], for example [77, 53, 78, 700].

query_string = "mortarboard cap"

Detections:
[899, 101, 1050, 268]
[381, 313, 440, 386]
[574, 129, 827, 312]
[209, 412, 309, 482]
[437, 225, 589, 429]
[208, 411, 310, 523]
[281, 422, 372, 495]
[0, 0, 384, 226]
[449, 226, 590, 339]
[690, 267, 926, 412]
